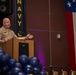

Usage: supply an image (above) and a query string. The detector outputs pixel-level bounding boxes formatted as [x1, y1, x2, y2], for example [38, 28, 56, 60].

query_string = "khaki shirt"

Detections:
[0, 26, 17, 40]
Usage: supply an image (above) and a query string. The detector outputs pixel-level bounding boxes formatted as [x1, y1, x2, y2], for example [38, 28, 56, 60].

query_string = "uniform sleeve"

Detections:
[11, 30, 18, 38]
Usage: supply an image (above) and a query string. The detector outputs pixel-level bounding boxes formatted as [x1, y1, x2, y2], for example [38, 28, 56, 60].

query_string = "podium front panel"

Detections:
[13, 38, 34, 61]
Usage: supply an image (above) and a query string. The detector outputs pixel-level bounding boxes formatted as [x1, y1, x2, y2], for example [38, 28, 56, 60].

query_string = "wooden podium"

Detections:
[2, 38, 34, 61]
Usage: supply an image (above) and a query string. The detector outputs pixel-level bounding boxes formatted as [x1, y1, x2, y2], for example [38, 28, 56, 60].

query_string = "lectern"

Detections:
[2, 38, 34, 61]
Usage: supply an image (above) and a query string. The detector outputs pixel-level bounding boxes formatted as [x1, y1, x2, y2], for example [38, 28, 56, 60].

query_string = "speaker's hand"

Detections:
[3, 37, 10, 42]
[27, 33, 33, 39]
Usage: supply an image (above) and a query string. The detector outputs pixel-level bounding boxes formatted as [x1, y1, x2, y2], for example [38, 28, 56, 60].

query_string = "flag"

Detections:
[13, 0, 26, 37]
[65, 0, 76, 70]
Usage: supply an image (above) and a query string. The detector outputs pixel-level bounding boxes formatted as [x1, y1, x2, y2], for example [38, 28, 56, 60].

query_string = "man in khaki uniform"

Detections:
[0, 25, 17, 41]
[0, 18, 33, 43]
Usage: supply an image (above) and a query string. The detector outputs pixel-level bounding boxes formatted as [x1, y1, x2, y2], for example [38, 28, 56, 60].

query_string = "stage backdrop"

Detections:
[13, 0, 26, 37]
[65, 0, 76, 70]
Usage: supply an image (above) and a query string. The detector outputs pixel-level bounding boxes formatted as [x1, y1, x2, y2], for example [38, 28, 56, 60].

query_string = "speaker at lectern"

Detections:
[2, 38, 34, 61]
